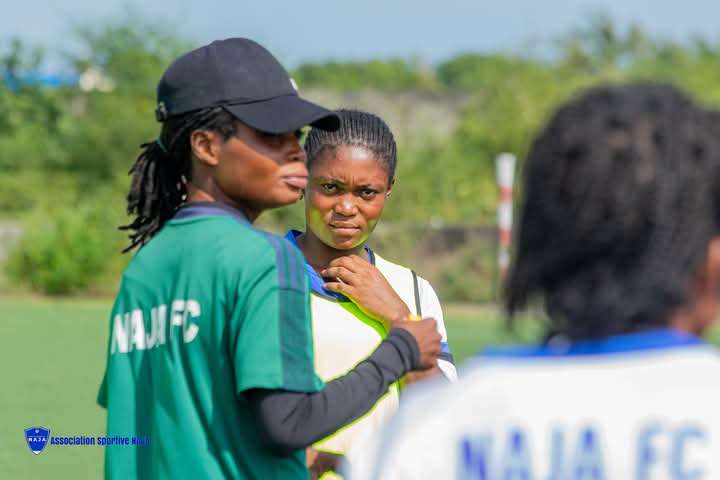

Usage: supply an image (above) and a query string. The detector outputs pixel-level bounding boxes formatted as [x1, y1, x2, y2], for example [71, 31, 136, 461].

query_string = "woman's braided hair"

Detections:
[506, 84, 720, 340]
[120, 107, 238, 252]
[304, 109, 397, 184]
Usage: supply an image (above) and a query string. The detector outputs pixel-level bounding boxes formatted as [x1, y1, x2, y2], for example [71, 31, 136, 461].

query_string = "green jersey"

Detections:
[98, 203, 323, 479]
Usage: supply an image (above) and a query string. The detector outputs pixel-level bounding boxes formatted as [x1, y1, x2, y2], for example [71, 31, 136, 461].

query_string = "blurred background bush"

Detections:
[3, 14, 720, 301]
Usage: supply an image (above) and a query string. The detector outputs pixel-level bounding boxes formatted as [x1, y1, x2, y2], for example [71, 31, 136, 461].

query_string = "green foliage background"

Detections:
[3, 15, 720, 299]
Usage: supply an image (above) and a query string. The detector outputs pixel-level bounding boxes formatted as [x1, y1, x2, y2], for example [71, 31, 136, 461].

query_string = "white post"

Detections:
[496, 153, 516, 279]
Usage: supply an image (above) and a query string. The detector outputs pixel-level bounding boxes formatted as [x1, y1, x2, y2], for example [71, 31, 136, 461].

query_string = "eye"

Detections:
[257, 129, 300, 145]
[321, 183, 338, 194]
[258, 130, 284, 140]
[359, 188, 378, 200]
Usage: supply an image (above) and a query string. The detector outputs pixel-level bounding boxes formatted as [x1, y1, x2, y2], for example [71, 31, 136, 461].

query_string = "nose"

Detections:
[334, 195, 358, 216]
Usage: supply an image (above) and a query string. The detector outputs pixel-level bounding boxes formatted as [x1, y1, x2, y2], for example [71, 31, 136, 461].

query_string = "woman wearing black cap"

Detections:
[96, 38, 441, 480]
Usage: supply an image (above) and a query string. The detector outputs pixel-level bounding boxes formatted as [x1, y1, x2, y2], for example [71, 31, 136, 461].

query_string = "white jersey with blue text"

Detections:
[348, 330, 720, 480]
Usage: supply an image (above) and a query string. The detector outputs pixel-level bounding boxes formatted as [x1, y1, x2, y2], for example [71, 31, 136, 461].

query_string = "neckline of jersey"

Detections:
[171, 201, 249, 224]
[284, 229, 375, 301]
[481, 329, 706, 359]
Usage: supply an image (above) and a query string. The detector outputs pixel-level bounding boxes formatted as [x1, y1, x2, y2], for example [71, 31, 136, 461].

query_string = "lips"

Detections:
[282, 175, 308, 190]
[329, 223, 361, 235]
[330, 223, 359, 229]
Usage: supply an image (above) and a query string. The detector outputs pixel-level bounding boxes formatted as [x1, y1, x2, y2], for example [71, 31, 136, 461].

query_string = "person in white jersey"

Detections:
[285, 109, 457, 478]
[348, 84, 720, 479]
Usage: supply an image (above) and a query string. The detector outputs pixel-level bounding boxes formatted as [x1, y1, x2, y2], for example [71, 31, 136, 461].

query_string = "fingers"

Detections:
[327, 255, 369, 273]
[322, 266, 356, 284]
[323, 257, 377, 287]
[327, 256, 356, 271]
[418, 317, 438, 333]
[421, 317, 437, 326]
[323, 282, 355, 298]
[403, 318, 441, 370]
[323, 281, 343, 293]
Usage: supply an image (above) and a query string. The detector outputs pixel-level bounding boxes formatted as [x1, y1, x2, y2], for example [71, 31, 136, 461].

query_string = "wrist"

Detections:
[388, 303, 411, 325]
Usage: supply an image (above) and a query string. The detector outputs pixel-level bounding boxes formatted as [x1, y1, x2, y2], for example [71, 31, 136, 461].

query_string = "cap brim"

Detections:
[225, 95, 340, 134]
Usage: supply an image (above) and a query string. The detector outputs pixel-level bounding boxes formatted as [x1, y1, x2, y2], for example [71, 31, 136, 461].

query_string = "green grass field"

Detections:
[1, 299, 109, 478]
[0, 298, 533, 478]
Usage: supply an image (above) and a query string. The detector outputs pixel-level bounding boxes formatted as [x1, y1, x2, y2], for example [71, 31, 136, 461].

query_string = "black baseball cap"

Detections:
[155, 38, 340, 133]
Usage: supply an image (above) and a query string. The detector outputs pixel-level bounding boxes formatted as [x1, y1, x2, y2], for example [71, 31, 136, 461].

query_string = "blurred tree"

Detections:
[558, 13, 653, 77]
[58, 17, 190, 181]
[436, 53, 549, 91]
[293, 58, 435, 91]
[5, 14, 720, 299]
[71, 16, 190, 95]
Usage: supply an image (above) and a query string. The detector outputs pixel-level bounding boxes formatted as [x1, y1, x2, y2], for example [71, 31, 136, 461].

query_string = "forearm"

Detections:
[247, 328, 419, 455]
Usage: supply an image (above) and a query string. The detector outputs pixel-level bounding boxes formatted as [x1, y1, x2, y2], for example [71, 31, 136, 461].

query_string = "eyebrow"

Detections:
[314, 176, 385, 189]
[314, 176, 345, 183]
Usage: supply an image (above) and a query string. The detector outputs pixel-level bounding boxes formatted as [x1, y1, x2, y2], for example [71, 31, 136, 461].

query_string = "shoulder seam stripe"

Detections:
[258, 232, 306, 291]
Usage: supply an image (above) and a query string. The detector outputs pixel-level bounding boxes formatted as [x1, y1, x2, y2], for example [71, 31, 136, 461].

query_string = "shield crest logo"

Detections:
[24, 427, 50, 455]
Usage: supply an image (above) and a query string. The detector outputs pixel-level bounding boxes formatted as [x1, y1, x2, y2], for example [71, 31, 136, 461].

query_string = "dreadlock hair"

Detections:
[120, 107, 239, 252]
[304, 109, 397, 184]
[505, 84, 720, 341]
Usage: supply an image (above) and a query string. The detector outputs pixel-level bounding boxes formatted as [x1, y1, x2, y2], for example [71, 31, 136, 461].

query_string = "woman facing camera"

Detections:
[285, 109, 456, 476]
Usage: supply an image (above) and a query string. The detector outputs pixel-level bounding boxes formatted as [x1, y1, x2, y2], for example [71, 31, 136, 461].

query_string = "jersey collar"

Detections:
[172, 202, 249, 223]
[284, 229, 375, 301]
[481, 329, 706, 359]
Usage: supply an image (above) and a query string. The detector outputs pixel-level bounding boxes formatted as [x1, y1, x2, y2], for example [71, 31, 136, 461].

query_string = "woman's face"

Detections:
[213, 122, 308, 210]
[305, 145, 391, 250]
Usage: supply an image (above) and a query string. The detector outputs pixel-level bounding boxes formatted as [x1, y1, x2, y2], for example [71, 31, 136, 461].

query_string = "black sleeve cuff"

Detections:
[245, 327, 422, 454]
[384, 327, 421, 371]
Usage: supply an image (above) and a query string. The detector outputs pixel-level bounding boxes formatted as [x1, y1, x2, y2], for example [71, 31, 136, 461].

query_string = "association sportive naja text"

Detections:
[50, 435, 151, 446]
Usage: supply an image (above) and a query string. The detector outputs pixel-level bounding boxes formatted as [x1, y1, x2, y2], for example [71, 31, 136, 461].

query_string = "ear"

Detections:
[688, 236, 720, 334]
[701, 236, 720, 291]
[190, 129, 221, 167]
[386, 178, 395, 198]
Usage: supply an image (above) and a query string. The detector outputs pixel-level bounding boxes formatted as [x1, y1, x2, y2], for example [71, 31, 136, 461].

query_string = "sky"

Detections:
[2, 0, 719, 68]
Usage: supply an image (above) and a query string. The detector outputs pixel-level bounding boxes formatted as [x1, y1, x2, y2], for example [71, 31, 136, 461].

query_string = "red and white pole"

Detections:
[496, 153, 516, 279]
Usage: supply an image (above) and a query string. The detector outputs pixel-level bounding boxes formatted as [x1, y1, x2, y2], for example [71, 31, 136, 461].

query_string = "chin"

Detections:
[265, 189, 303, 208]
[328, 235, 363, 251]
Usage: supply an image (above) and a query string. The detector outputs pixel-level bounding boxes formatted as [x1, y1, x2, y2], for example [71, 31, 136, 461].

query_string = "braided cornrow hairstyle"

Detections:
[505, 84, 720, 340]
[304, 109, 397, 184]
[120, 107, 239, 252]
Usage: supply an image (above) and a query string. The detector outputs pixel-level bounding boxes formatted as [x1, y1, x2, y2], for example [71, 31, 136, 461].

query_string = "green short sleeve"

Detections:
[97, 372, 108, 408]
[231, 234, 323, 394]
